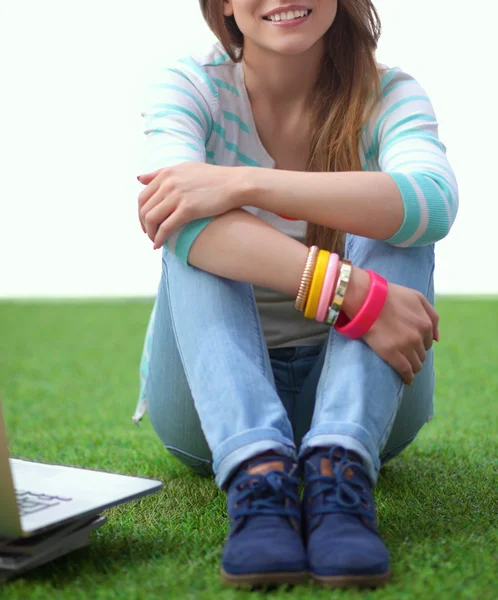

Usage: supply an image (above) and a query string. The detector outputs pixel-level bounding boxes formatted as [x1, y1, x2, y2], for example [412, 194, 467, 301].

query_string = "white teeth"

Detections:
[267, 9, 309, 22]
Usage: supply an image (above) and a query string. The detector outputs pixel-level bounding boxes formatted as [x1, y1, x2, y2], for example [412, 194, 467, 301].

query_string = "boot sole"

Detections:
[220, 568, 308, 588]
[312, 569, 391, 588]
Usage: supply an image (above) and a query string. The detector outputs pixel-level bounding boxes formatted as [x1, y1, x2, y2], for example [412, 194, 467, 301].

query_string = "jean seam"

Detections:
[380, 434, 417, 463]
[161, 258, 199, 411]
[376, 382, 404, 453]
[245, 284, 272, 380]
[313, 328, 336, 420]
[164, 444, 212, 465]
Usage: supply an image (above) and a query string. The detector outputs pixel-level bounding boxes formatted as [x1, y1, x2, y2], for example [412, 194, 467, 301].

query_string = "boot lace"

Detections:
[308, 446, 374, 520]
[233, 471, 300, 519]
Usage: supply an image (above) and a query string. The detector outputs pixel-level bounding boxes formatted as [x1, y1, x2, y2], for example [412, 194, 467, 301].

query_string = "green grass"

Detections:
[0, 298, 497, 599]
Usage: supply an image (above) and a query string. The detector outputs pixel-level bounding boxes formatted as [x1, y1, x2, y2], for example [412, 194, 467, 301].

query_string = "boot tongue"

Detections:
[248, 460, 285, 476]
[320, 457, 335, 477]
[320, 455, 354, 480]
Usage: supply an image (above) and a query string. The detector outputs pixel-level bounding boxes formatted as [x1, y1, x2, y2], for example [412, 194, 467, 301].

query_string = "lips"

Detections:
[262, 4, 312, 19]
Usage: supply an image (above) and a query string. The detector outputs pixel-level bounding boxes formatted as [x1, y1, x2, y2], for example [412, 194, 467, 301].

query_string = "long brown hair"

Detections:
[199, 0, 382, 256]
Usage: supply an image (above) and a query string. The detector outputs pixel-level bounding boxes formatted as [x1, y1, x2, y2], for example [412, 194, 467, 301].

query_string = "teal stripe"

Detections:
[382, 79, 413, 99]
[379, 131, 445, 164]
[206, 53, 230, 66]
[412, 174, 450, 244]
[166, 127, 205, 147]
[226, 142, 260, 166]
[383, 113, 437, 143]
[212, 77, 240, 97]
[383, 148, 447, 171]
[388, 160, 457, 190]
[384, 173, 421, 245]
[175, 218, 214, 264]
[166, 68, 197, 87]
[223, 111, 250, 134]
[212, 122, 260, 166]
[206, 150, 217, 165]
[366, 96, 431, 160]
[422, 171, 457, 220]
[154, 83, 212, 132]
[148, 104, 206, 137]
[178, 57, 219, 98]
[380, 69, 399, 92]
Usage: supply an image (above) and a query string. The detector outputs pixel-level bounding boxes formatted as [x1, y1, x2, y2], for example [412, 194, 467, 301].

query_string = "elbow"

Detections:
[386, 170, 459, 247]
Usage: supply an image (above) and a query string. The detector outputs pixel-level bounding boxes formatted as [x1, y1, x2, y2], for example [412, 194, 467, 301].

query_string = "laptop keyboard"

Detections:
[15, 490, 73, 517]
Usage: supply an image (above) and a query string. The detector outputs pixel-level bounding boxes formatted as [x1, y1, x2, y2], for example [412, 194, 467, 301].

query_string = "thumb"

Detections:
[137, 169, 162, 184]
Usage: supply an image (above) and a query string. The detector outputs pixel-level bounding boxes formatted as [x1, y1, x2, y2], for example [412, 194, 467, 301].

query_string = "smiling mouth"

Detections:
[263, 9, 312, 23]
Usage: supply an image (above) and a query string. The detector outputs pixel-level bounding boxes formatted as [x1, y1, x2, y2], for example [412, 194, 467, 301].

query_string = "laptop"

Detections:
[0, 398, 163, 539]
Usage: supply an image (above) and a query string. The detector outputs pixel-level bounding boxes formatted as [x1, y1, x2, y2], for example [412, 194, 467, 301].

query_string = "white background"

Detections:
[0, 0, 495, 298]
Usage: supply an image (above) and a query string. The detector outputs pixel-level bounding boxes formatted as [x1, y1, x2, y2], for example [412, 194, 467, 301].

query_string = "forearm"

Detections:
[188, 208, 370, 318]
[245, 168, 404, 241]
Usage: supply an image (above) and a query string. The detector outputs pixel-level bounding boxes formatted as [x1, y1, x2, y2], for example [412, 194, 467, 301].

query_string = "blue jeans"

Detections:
[145, 234, 435, 488]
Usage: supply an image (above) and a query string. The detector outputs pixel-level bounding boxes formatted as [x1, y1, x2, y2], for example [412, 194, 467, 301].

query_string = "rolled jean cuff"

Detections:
[213, 427, 297, 489]
[299, 422, 381, 485]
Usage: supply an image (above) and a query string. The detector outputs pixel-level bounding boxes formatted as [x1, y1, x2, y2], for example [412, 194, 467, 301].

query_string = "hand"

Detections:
[137, 162, 246, 249]
[363, 283, 439, 385]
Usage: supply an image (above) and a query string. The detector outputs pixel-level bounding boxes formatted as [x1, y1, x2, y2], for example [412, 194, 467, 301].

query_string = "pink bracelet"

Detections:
[335, 270, 388, 339]
[315, 253, 340, 322]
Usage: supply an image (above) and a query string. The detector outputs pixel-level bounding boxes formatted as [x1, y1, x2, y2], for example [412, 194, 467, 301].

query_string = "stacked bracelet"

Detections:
[297, 247, 352, 326]
[304, 250, 331, 320]
[294, 245, 319, 312]
[315, 252, 340, 322]
[295, 247, 387, 338]
[325, 259, 352, 326]
[334, 270, 388, 339]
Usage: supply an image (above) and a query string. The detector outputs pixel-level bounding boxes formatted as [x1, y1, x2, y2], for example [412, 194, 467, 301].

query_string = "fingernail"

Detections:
[137, 175, 142, 181]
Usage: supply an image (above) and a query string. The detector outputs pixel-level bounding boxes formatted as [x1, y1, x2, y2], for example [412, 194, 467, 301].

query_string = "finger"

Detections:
[394, 353, 414, 386]
[423, 331, 433, 351]
[153, 210, 186, 250]
[137, 206, 147, 233]
[415, 342, 427, 364]
[138, 176, 161, 210]
[409, 349, 423, 375]
[420, 296, 440, 341]
[141, 192, 172, 241]
[137, 169, 163, 185]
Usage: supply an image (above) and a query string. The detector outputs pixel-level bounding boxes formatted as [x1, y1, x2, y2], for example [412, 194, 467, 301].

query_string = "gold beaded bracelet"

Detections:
[294, 245, 319, 312]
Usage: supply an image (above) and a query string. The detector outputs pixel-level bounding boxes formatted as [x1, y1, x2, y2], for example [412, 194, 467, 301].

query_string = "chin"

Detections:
[264, 39, 320, 57]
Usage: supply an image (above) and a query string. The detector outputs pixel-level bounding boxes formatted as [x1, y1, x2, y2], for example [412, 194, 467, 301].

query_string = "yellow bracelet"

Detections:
[304, 250, 331, 320]
[294, 246, 319, 312]
[325, 259, 352, 326]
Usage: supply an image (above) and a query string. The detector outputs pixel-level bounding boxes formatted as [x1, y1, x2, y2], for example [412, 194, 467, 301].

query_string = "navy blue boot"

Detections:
[303, 446, 390, 588]
[220, 454, 307, 587]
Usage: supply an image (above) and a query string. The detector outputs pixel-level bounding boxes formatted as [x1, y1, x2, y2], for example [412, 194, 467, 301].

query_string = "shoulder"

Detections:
[152, 42, 238, 107]
[373, 63, 433, 113]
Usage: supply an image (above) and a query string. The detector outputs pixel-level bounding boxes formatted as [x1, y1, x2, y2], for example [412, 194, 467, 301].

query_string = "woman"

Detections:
[134, 0, 458, 589]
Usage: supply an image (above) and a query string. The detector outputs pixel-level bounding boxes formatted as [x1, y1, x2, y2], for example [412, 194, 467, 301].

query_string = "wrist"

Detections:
[236, 166, 263, 207]
[341, 265, 370, 319]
